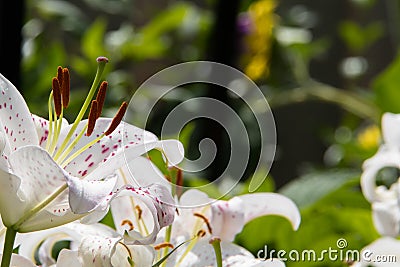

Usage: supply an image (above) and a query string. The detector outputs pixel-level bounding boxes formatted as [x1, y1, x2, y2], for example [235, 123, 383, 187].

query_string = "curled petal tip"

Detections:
[240, 192, 301, 231]
[159, 140, 185, 167]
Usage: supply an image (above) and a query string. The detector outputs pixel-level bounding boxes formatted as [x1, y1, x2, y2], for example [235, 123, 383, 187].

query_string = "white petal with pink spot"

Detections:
[110, 183, 175, 245]
[0, 74, 38, 152]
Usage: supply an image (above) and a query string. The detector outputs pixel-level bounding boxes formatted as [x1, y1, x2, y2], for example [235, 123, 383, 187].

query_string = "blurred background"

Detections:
[1, 0, 399, 265]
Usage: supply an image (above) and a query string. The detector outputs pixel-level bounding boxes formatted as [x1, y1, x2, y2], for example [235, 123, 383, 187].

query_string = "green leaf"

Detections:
[339, 21, 383, 53]
[82, 18, 108, 60]
[372, 52, 400, 113]
[175, 122, 195, 155]
[279, 169, 360, 208]
[124, 2, 195, 59]
[141, 2, 192, 39]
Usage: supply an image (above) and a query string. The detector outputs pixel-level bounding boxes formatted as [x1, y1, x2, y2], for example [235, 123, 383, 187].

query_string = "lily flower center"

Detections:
[43, 57, 127, 168]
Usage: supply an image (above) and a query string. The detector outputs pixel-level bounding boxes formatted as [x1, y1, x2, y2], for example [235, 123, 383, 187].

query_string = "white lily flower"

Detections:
[15, 222, 156, 267]
[351, 237, 400, 267]
[164, 239, 285, 267]
[109, 154, 300, 266]
[0, 63, 183, 234]
[361, 113, 400, 237]
[168, 189, 300, 241]
[59, 236, 155, 267]
[110, 157, 176, 245]
[111, 174, 300, 267]
[152, 189, 300, 266]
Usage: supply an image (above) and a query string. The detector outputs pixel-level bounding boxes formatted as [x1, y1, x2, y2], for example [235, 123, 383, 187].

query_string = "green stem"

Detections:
[160, 225, 172, 267]
[1, 228, 16, 267]
[209, 237, 222, 267]
[54, 58, 108, 160]
[268, 80, 381, 123]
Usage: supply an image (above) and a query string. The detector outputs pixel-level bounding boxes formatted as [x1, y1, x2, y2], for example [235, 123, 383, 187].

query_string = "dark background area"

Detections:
[0, 0, 397, 188]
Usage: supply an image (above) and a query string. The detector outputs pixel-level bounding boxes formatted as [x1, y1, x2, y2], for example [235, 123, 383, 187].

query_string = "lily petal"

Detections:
[56, 249, 81, 267]
[87, 137, 183, 182]
[58, 119, 183, 179]
[361, 147, 400, 202]
[211, 197, 245, 241]
[179, 189, 211, 208]
[22, 203, 82, 232]
[224, 255, 285, 267]
[111, 243, 155, 267]
[31, 114, 69, 148]
[110, 184, 175, 245]
[122, 157, 172, 191]
[78, 235, 121, 267]
[0, 132, 9, 171]
[239, 193, 301, 231]
[382, 113, 400, 148]
[157, 139, 185, 167]
[210, 193, 300, 242]
[0, 253, 37, 267]
[0, 73, 38, 152]
[52, 224, 154, 267]
[110, 164, 171, 236]
[170, 240, 255, 267]
[1, 145, 89, 231]
[0, 167, 25, 226]
[66, 174, 117, 214]
[353, 237, 400, 267]
[18, 227, 73, 264]
[58, 119, 152, 178]
[9, 146, 67, 204]
[172, 189, 211, 238]
[18, 222, 121, 266]
[372, 198, 400, 237]
[1, 146, 69, 228]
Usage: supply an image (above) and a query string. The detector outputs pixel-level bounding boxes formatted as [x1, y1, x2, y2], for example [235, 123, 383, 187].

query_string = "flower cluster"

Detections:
[353, 113, 400, 266]
[0, 58, 301, 267]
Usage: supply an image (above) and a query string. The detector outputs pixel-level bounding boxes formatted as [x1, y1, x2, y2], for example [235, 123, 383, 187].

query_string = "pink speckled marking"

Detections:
[85, 154, 93, 162]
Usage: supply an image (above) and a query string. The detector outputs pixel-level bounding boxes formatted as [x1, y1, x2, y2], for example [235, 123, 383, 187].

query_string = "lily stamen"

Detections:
[135, 205, 143, 220]
[104, 102, 128, 136]
[52, 77, 62, 117]
[57, 66, 63, 88]
[154, 242, 174, 250]
[193, 212, 213, 234]
[121, 219, 135, 231]
[61, 68, 70, 108]
[197, 229, 206, 237]
[86, 100, 98, 136]
[95, 81, 107, 118]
